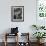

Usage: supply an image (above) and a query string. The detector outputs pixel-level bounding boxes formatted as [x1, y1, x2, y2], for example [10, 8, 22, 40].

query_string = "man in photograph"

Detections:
[14, 8, 22, 19]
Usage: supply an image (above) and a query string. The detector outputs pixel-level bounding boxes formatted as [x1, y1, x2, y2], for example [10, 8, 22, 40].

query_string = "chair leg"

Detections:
[4, 33, 7, 46]
[4, 41, 7, 46]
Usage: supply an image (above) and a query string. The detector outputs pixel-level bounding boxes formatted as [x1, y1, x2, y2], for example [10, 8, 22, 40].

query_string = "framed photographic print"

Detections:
[11, 6, 24, 22]
[37, 0, 46, 18]
[36, 0, 46, 26]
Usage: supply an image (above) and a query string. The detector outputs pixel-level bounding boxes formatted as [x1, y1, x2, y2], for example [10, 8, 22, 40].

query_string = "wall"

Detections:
[0, 0, 36, 42]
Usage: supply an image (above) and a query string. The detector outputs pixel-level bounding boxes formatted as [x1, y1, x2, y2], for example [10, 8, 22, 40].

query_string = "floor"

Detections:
[0, 42, 46, 46]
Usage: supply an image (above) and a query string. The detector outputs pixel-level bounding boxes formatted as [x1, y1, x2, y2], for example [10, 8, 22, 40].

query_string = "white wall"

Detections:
[0, 0, 36, 42]
[0, 0, 37, 34]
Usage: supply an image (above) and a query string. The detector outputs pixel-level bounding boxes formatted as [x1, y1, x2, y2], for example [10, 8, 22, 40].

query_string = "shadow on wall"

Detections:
[0, 28, 11, 42]
[29, 25, 37, 42]
[2, 28, 11, 34]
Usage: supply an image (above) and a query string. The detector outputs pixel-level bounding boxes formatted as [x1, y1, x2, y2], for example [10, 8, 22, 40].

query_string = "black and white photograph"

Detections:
[11, 6, 24, 22]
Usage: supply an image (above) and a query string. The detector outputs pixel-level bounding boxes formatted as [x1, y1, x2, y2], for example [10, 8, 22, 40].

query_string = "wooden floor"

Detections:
[0, 42, 46, 46]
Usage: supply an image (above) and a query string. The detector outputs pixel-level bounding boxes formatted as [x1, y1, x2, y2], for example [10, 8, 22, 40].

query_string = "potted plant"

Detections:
[32, 24, 45, 30]
[32, 25, 38, 30]
[32, 25, 46, 43]
[33, 32, 46, 43]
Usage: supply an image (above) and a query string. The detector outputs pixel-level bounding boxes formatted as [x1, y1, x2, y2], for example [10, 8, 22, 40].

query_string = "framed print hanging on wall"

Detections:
[36, 0, 46, 25]
[11, 6, 24, 22]
[37, 0, 46, 19]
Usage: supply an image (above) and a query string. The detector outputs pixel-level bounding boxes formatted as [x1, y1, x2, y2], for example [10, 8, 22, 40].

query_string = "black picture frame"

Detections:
[11, 6, 24, 22]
